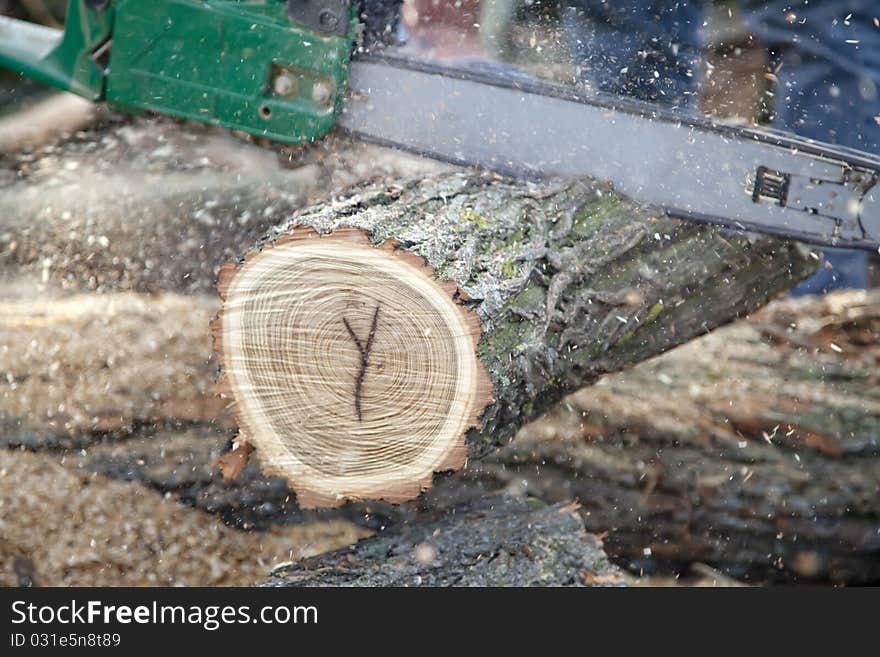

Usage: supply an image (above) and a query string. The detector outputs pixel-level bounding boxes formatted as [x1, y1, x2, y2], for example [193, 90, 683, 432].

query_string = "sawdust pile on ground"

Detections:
[0, 450, 371, 586]
[0, 293, 227, 439]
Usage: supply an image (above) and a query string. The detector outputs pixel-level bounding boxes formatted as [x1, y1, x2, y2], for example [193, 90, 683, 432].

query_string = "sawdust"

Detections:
[0, 449, 371, 586]
[0, 293, 228, 442]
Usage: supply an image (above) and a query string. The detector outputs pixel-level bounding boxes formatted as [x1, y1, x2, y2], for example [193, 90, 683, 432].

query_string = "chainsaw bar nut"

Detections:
[312, 80, 335, 107]
[273, 72, 299, 97]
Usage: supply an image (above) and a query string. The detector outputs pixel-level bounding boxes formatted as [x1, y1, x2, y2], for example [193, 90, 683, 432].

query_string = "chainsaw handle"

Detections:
[0, 1, 113, 100]
[0, 17, 68, 91]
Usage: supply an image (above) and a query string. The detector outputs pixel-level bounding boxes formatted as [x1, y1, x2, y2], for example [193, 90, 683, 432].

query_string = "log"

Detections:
[72, 424, 361, 531]
[264, 492, 626, 587]
[476, 290, 880, 583]
[215, 172, 816, 507]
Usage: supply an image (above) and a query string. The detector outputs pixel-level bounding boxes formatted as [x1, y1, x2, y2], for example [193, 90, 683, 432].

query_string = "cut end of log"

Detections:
[215, 226, 492, 507]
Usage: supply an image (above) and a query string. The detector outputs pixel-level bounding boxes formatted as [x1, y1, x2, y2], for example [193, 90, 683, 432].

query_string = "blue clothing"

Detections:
[744, 2, 880, 154]
[564, 0, 878, 292]
[563, 1, 705, 107]
[743, 2, 878, 293]
[745, 2, 880, 83]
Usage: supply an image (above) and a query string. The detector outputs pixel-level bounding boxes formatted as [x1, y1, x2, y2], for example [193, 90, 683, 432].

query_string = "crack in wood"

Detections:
[342, 304, 381, 422]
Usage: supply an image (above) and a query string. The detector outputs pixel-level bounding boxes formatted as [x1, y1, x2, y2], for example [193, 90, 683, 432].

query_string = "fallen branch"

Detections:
[265, 494, 625, 587]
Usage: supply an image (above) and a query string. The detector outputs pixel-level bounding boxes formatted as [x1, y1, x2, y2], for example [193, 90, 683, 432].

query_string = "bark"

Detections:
[72, 425, 363, 531]
[220, 171, 816, 505]
[475, 290, 880, 584]
[264, 492, 625, 587]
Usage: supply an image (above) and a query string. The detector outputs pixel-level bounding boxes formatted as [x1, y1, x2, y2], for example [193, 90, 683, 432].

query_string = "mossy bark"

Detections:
[265, 493, 625, 587]
[248, 172, 815, 460]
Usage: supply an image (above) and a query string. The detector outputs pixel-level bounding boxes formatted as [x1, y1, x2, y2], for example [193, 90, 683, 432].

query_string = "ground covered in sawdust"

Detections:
[0, 293, 224, 439]
[0, 450, 370, 587]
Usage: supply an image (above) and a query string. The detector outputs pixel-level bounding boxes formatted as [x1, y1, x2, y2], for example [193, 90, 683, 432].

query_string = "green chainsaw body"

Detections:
[0, 0, 356, 143]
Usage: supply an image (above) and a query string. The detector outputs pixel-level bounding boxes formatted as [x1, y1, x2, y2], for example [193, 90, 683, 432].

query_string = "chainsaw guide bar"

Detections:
[342, 52, 880, 250]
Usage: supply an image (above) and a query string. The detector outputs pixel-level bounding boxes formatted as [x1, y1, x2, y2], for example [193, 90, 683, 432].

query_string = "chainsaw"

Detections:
[1, 0, 878, 249]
